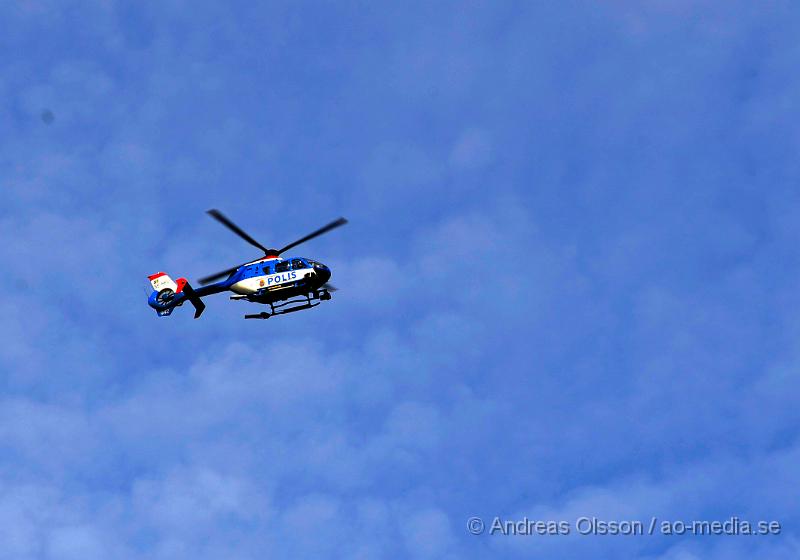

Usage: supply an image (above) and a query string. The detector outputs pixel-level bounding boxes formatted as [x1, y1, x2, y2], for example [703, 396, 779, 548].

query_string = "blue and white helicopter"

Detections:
[147, 209, 347, 319]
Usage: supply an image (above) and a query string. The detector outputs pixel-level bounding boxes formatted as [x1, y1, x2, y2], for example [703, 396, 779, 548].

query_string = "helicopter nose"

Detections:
[315, 266, 331, 285]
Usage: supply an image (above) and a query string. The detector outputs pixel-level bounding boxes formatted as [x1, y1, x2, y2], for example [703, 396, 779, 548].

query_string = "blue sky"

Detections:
[1, 1, 799, 558]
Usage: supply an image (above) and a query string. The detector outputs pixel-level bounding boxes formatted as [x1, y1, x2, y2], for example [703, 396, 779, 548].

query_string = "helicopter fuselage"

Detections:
[226, 256, 330, 297]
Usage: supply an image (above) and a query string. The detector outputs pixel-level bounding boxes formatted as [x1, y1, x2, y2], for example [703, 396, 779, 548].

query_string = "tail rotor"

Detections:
[146, 272, 206, 319]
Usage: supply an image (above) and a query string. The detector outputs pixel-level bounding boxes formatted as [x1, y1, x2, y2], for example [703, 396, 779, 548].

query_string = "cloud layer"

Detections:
[1, 1, 799, 558]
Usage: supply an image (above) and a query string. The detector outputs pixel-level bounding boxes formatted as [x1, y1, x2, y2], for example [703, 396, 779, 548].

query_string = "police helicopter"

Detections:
[147, 209, 347, 319]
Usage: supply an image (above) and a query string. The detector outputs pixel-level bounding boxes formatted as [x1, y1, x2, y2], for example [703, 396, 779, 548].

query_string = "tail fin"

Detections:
[147, 272, 206, 319]
[148, 272, 178, 292]
[182, 282, 206, 319]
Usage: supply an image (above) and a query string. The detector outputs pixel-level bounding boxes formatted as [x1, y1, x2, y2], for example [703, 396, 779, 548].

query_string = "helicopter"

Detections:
[147, 209, 347, 320]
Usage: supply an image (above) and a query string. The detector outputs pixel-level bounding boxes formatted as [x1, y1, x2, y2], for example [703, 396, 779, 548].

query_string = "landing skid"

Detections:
[243, 290, 331, 320]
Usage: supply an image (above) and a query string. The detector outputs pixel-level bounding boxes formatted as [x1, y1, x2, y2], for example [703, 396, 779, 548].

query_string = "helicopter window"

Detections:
[274, 261, 290, 273]
[262, 264, 272, 274]
[291, 259, 307, 269]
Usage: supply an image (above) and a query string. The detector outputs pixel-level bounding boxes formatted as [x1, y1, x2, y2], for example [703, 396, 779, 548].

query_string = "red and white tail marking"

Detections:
[148, 272, 178, 293]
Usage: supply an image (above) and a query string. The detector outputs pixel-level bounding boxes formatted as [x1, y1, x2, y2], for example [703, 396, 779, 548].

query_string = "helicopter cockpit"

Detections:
[262, 258, 328, 275]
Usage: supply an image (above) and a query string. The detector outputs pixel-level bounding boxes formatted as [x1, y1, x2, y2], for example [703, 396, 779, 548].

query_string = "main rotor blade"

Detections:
[207, 209, 271, 254]
[198, 263, 242, 285]
[277, 217, 348, 255]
